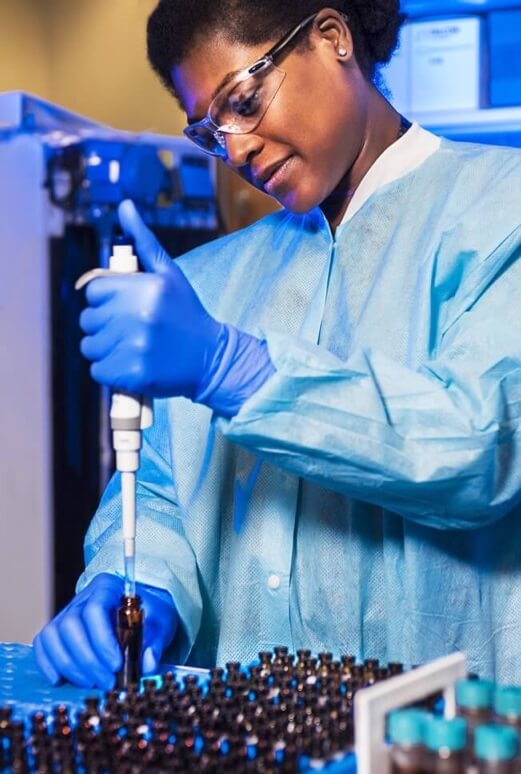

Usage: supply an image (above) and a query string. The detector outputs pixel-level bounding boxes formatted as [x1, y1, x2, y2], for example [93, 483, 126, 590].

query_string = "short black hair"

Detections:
[147, 1, 404, 98]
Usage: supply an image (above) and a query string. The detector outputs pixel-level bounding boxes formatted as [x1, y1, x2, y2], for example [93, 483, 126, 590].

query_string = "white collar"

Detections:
[339, 123, 441, 226]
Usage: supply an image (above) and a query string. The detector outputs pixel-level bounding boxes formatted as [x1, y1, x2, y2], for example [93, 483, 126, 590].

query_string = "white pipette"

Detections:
[76, 237, 153, 597]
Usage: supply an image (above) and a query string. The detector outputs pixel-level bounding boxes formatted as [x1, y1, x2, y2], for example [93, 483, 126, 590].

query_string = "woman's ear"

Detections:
[313, 8, 354, 62]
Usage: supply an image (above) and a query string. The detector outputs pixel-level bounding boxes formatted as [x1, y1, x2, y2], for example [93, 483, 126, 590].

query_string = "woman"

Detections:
[35, 0, 521, 689]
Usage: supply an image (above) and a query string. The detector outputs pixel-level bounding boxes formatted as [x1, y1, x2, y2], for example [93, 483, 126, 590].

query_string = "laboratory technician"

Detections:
[34, 0, 521, 688]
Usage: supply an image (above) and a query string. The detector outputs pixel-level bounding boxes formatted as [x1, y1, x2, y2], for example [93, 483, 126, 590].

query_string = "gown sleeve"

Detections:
[221, 225, 521, 530]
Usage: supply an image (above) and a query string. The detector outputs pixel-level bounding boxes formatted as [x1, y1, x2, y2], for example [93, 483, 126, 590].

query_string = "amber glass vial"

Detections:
[116, 595, 144, 689]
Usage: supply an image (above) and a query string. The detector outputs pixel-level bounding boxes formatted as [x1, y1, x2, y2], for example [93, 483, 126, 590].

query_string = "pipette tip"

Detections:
[124, 553, 136, 598]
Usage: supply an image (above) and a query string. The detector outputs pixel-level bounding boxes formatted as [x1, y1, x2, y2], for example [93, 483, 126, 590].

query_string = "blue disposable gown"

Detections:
[79, 134, 521, 682]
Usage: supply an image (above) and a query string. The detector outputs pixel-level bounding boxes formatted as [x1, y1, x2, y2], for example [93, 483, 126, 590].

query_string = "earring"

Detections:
[338, 47, 347, 56]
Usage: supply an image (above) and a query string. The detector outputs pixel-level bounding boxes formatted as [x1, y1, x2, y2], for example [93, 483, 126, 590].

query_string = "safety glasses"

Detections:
[183, 13, 318, 158]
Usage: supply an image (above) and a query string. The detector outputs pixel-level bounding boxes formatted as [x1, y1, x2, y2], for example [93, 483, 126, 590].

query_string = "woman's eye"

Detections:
[230, 87, 262, 117]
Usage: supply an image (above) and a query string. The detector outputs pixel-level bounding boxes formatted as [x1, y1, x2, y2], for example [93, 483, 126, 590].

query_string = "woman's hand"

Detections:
[79, 200, 225, 399]
[33, 573, 178, 689]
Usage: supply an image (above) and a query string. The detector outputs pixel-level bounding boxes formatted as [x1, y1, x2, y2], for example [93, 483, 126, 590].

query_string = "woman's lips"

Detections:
[263, 156, 295, 194]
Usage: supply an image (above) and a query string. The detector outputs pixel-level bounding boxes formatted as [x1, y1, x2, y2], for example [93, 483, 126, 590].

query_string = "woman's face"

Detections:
[171, 12, 372, 213]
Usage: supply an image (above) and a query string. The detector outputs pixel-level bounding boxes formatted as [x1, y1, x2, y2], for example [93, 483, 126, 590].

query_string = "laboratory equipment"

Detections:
[8, 643, 521, 772]
[455, 680, 495, 740]
[387, 709, 431, 772]
[76, 236, 154, 599]
[75, 235, 152, 688]
[493, 686, 521, 731]
[383, 16, 483, 115]
[0, 644, 467, 773]
[474, 725, 519, 773]
[116, 594, 144, 690]
[410, 17, 483, 113]
[0, 92, 219, 641]
[423, 716, 468, 772]
[384, 3, 521, 149]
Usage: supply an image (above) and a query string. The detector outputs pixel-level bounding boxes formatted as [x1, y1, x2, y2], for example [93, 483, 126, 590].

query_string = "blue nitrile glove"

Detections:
[33, 573, 178, 690]
[79, 200, 275, 416]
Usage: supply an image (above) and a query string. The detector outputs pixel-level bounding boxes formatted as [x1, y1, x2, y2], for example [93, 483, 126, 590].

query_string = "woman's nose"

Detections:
[224, 131, 263, 168]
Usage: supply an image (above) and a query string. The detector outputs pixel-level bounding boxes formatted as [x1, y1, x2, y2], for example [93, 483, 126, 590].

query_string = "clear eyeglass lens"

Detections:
[212, 62, 285, 134]
[184, 62, 285, 156]
[186, 125, 217, 152]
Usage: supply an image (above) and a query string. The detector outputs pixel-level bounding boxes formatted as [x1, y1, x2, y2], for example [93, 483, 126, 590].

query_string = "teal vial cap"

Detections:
[493, 686, 521, 718]
[475, 725, 518, 762]
[424, 717, 467, 753]
[455, 679, 495, 709]
[388, 710, 428, 746]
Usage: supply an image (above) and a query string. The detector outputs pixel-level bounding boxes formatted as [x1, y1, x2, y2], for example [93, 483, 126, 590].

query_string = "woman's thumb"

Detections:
[118, 199, 172, 273]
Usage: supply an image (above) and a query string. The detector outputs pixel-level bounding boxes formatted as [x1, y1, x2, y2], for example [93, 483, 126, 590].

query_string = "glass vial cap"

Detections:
[493, 686, 521, 718]
[456, 679, 495, 709]
[388, 709, 429, 745]
[474, 724, 518, 762]
[424, 716, 467, 753]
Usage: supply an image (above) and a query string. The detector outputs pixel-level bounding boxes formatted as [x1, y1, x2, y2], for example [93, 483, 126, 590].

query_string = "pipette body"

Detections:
[108, 238, 153, 597]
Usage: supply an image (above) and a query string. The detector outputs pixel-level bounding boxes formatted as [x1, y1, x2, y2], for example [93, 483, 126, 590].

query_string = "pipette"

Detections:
[108, 237, 153, 597]
[75, 237, 153, 598]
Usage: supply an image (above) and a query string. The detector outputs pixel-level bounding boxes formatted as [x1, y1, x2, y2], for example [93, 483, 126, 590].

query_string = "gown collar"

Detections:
[339, 123, 441, 226]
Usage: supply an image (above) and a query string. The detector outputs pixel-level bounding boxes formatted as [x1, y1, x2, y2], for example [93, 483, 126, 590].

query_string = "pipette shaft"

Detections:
[121, 471, 136, 597]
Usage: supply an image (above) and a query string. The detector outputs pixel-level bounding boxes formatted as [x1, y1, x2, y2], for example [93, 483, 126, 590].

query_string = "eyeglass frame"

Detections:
[182, 11, 327, 157]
